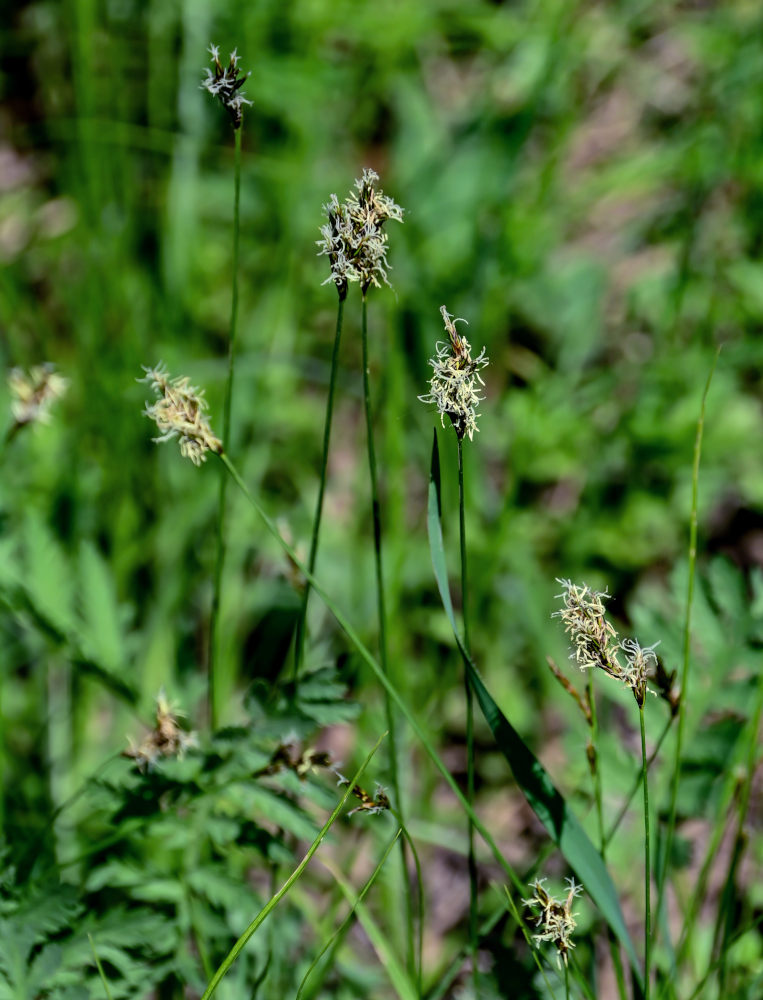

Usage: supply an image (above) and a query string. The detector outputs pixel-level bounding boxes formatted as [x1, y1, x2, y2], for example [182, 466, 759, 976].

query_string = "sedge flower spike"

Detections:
[553, 579, 659, 705]
[419, 305, 489, 441]
[201, 43, 252, 128]
[140, 365, 222, 466]
[523, 877, 583, 968]
[317, 168, 404, 298]
[8, 364, 68, 427]
[123, 688, 197, 772]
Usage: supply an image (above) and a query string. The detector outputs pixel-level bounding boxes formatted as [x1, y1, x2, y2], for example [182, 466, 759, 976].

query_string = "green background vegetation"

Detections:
[1, 1, 761, 997]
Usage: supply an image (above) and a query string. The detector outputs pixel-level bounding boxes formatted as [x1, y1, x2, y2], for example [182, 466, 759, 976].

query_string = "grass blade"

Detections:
[199, 732, 386, 1000]
[321, 855, 419, 1000]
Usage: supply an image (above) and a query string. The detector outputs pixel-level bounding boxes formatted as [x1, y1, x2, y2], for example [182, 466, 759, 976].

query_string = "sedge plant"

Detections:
[419, 304, 488, 990]
[315, 168, 416, 972]
[553, 580, 660, 998]
[201, 42, 250, 729]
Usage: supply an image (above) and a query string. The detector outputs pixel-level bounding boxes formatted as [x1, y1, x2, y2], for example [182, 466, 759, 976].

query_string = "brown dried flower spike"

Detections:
[123, 689, 197, 771]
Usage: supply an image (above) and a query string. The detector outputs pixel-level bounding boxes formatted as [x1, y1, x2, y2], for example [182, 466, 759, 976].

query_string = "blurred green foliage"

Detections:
[2, 0, 763, 996]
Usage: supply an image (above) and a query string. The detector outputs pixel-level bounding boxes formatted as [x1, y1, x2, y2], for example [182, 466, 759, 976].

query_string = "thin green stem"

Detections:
[586, 675, 604, 854]
[296, 828, 402, 1000]
[218, 453, 524, 897]
[657, 350, 718, 926]
[293, 295, 345, 683]
[458, 437, 478, 991]
[199, 733, 386, 1000]
[88, 934, 114, 1000]
[360, 292, 414, 974]
[713, 675, 762, 990]
[604, 716, 672, 850]
[640, 704, 652, 1000]
[587, 677, 628, 1000]
[208, 126, 243, 730]
[565, 960, 570, 1000]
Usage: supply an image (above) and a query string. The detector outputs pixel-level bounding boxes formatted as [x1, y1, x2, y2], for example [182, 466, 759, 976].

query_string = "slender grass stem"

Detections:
[586, 675, 604, 853]
[640, 704, 652, 1000]
[218, 453, 525, 896]
[88, 934, 114, 1000]
[586, 677, 628, 1000]
[712, 676, 762, 989]
[199, 732, 386, 1000]
[458, 437, 479, 991]
[296, 828, 402, 1000]
[359, 292, 414, 974]
[293, 295, 345, 683]
[604, 716, 672, 850]
[208, 126, 243, 730]
[657, 350, 718, 927]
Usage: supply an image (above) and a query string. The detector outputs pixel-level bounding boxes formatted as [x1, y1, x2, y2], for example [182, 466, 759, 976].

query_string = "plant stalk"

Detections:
[293, 296, 345, 683]
[657, 350, 718, 929]
[359, 292, 415, 974]
[208, 125, 242, 730]
[458, 437, 479, 991]
[640, 704, 652, 1000]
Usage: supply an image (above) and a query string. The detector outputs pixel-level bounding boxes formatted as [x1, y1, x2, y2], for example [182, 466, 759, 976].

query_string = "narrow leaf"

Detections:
[322, 856, 418, 1000]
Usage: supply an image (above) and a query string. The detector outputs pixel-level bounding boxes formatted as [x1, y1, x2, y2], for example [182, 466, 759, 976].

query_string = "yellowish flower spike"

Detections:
[419, 306, 489, 441]
[140, 364, 222, 466]
[523, 877, 584, 968]
[8, 363, 68, 427]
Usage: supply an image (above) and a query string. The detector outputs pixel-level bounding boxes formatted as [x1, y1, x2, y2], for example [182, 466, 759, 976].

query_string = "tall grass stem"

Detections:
[293, 296, 345, 683]
[208, 126, 242, 730]
[458, 437, 479, 990]
[586, 675, 604, 853]
[359, 293, 414, 973]
[640, 704, 651, 1000]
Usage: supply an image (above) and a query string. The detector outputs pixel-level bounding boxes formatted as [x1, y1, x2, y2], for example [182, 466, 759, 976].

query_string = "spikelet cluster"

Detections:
[523, 877, 583, 968]
[8, 364, 68, 427]
[140, 365, 222, 466]
[123, 690, 197, 772]
[201, 44, 252, 128]
[317, 169, 404, 298]
[553, 579, 658, 705]
[419, 306, 489, 441]
[333, 770, 391, 816]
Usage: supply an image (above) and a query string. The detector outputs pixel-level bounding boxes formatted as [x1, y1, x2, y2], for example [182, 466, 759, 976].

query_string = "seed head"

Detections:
[523, 877, 583, 968]
[418, 306, 489, 441]
[619, 637, 660, 707]
[123, 689, 197, 772]
[201, 43, 252, 129]
[8, 364, 68, 428]
[553, 579, 659, 704]
[317, 168, 404, 297]
[140, 364, 222, 466]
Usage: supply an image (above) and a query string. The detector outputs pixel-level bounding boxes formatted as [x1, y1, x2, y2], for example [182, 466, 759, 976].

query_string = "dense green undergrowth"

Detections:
[1, 1, 762, 997]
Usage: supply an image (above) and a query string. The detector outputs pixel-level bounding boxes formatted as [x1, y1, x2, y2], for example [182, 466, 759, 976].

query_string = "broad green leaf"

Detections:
[427, 429, 643, 989]
[21, 512, 76, 636]
[78, 540, 126, 673]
